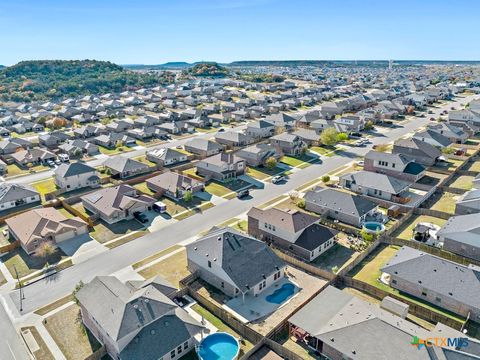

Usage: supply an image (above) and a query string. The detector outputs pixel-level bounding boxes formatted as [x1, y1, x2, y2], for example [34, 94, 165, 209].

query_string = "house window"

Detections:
[392, 163, 395, 168]
[272, 226, 276, 231]
[177, 345, 182, 354]
[391, 279, 397, 284]
[421, 292, 427, 297]
[264, 223, 268, 229]
[184, 341, 188, 350]
[221, 282, 224, 288]
[208, 261, 212, 268]
[31, 197, 36, 200]
[170, 350, 175, 358]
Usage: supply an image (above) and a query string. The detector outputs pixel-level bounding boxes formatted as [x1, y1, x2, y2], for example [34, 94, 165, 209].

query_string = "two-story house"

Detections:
[196, 153, 245, 182]
[54, 162, 100, 191]
[270, 133, 306, 156]
[364, 151, 426, 182]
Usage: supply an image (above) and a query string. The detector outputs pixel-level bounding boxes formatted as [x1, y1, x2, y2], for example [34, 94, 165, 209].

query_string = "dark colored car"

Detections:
[237, 189, 250, 199]
[134, 212, 148, 223]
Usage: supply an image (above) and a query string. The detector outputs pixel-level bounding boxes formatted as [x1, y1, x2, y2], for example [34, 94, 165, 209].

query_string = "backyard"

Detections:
[312, 241, 359, 274]
[133, 181, 156, 196]
[428, 191, 459, 214]
[392, 215, 447, 241]
[448, 175, 474, 190]
[45, 304, 102, 360]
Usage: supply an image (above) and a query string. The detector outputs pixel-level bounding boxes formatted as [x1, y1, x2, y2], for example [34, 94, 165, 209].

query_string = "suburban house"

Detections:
[186, 227, 286, 299]
[246, 120, 275, 139]
[0, 138, 33, 155]
[412, 129, 452, 148]
[288, 285, 472, 360]
[6, 208, 88, 255]
[247, 207, 338, 262]
[340, 171, 412, 203]
[304, 187, 378, 227]
[196, 153, 246, 181]
[184, 138, 223, 158]
[455, 189, 480, 215]
[11, 148, 56, 167]
[59, 139, 99, 157]
[0, 183, 40, 212]
[392, 138, 442, 166]
[292, 128, 320, 146]
[438, 214, 480, 262]
[76, 276, 204, 360]
[54, 162, 100, 191]
[381, 246, 480, 320]
[146, 172, 204, 200]
[426, 122, 468, 144]
[145, 148, 188, 167]
[364, 150, 426, 182]
[81, 184, 155, 224]
[103, 156, 150, 179]
[235, 143, 281, 167]
[270, 133, 306, 156]
[214, 131, 252, 148]
[334, 114, 365, 132]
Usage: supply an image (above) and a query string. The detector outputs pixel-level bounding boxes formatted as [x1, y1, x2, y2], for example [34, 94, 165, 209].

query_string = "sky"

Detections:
[1, 0, 479, 65]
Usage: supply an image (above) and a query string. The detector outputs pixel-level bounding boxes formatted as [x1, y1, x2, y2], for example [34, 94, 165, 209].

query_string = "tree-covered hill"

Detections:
[183, 62, 229, 78]
[0, 60, 175, 102]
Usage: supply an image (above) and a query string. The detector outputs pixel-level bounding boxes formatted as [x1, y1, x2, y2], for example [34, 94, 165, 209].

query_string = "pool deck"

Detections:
[222, 278, 300, 323]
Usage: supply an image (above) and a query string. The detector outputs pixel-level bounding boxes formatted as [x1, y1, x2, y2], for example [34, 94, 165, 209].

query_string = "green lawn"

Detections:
[133, 181, 156, 196]
[429, 192, 459, 214]
[205, 182, 232, 197]
[90, 219, 144, 244]
[99, 146, 134, 155]
[182, 167, 204, 180]
[310, 146, 336, 156]
[132, 155, 156, 166]
[467, 161, 480, 172]
[138, 249, 189, 287]
[246, 166, 283, 180]
[6, 164, 29, 177]
[280, 154, 313, 168]
[31, 178, 58, 200]
[449, 175, 474, 190]
[190, 304, 253, 357]
[393, 215, 447, 240]
[312, 242, 358, 273]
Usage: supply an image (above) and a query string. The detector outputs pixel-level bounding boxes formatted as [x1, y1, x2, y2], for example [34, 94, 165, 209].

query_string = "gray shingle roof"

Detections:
[103, 156, 149, 173]
[54, 162, 96, 178]
[0, 183, 39, 205]
[437, 214, 480, 247]
[341, 171, 411, 194]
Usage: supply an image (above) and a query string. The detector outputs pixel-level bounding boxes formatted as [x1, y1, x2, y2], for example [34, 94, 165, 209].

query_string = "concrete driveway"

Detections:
[57, 234, 107, 264]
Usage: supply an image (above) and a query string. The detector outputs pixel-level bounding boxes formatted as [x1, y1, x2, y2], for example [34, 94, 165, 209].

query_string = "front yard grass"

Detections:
[310, 146, 336, 157]
[21, 326, 55, 360]
[6, 164, 30, 177]
[45, 304, 101, 360]
[392, 215, 447, 240]
[429, 192, 459, 214]
[132, 245, 182, 270]
[90, 219, 144, 244]
[31, 178, 58, 200]
[138, 248, 190, 287]
[448, 175, 474, 190]
[205, 182, 232, 197]
[246, 165, 283, 180]
[105, 230, 149, 249]
[280, 154, 313, 168]
[3, 248, 67, 279]
[190, 304, 253, 357]
[466, 161, 480, 173]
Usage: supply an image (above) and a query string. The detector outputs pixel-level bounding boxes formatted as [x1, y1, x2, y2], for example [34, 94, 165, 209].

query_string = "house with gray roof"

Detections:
[76, 276, 204, 360]
[288, 285, 476, 360]
[438, 214, 480, 262]
[270, 133, 306, 156]
[246, 119, 275, 139]
[392, 138, 442, 166]
[146, 148, 188, 167]
[304, 187, 378, 227]
[146, 172, 204, 201]
[214, 131, 252, 148]
[455, 189, 480, 215]
[0, 183, 40, 213]
[186, 227, 286, 299]
[235, 143, 281, 167]
[381, 246, 480, 319]
[340, 171, 411, 202]
[364, 150, 426, 182]
[427, 122, 468, 144]
[54, 162, 100, 191]
[412, 129, 452, 148]
[103, 156, 150, 179]
[59, 139, 99, 157]
[184, 138, 223, 158]
[247, 207, 338, 261]
[196, 153, 245, 182]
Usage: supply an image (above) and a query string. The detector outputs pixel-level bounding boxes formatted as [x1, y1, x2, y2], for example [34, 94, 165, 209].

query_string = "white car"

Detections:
[272, 175, 285, 184]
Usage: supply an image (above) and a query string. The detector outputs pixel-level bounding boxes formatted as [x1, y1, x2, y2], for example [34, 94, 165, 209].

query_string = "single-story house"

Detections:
[103, 156, 150, 179]
[364, 151, 426, 182]
[146, 172, 204, 200]
[438, 213, 480, 262]
[145, 148, 188, 167]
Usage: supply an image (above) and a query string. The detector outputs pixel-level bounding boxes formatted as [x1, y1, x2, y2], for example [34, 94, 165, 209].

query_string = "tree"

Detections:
[183, 190, 193, 203]
[364, 121, 374, 130]
[72, 281, 85, 304]
[35, 241, 56, 260]
[288, 190, 299, 201]
[360, 229, 374, 242]
[335, 132, 349, 142]
[321, 175, 330, 184]
[320, 128, 339, 146]
[265, 156, 277, 170]
[297, 198, 306, 209]
[300, 146, 308, 156]
[50, 117, 67, 129]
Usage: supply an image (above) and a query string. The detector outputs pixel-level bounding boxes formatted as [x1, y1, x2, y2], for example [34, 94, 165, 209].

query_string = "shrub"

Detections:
[297, 198, 306, 208]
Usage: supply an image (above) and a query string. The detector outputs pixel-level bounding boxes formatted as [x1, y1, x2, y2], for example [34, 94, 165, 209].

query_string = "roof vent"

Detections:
[151, 330, 155, 335]
[330, 338, 335, 342]
[133, 304, 139, 309]
[194, 247, 197, 251]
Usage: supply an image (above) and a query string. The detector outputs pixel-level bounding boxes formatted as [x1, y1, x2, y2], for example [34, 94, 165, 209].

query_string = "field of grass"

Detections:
[138, 249, 190, 287]
[429, 192, 459, 214]
[90, 219, 144, 244]
[6, 164, 29, 177]
[393, 215, 447, 240]
[449, 175, 474, 190]
[205, 182, 232, 197]
[133, 181, 156, 196]
[45, 304, 101, 360]
[280, 154, 313, 167]
[3, 248, 67, 279]
[190, 304, 253, 357]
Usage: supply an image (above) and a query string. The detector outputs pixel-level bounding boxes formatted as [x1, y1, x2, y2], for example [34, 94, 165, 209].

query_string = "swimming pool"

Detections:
[197, 332, 240, 360]
[363, 221, 385, 234]
[265, 283, 295, 304]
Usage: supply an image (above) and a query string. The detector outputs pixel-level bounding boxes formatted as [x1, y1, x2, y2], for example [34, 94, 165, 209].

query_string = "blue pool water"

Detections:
[197, 332, 239, 360]
[265, 283, 295, 304]
[363, 221, 385, 233]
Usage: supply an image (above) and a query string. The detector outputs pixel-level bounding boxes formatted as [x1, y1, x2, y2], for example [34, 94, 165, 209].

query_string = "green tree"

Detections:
[320, 128, 339, 146]
[360, 229, 374, 242]
[183, 190, 193, 203]
[297, 198, 306, 209]
[364, 121, 374, 130]
[335, 132, 349, 142]
[322, 175, 330, 184]
[265, 156, 277, 170]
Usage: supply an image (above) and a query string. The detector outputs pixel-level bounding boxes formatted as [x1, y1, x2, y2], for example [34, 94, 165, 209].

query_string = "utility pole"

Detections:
[13, 264, 23, 312]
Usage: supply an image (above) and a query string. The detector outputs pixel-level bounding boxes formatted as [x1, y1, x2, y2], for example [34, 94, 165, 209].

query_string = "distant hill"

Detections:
[123, 62, 192, 70]
[183, 62, 229, 78]
[0, 65, 4, 70]
[0, 60, 175, 102]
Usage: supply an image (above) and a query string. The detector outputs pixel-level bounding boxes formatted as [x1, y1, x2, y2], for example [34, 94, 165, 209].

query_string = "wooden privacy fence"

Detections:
[0, 240, 19, 254]
[339, 276, 465, 331]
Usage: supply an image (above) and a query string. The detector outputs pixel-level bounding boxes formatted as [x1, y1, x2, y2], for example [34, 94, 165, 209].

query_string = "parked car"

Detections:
[47, 160, 55, 167]
[272, 175, 285, 184]
[134, 212, 148, 223]
[218, 128, 225, 132]
[59, 154, 70, 162]
[153, 201, 167, 213]
[237, 189, 250, 199]
[176, 145, 182, 149]
[54, 159, 61, 165]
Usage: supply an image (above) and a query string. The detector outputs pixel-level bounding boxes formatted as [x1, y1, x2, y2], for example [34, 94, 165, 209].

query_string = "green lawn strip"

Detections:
[44, 304, 102, 360]
[449, 175, 474, 190]
[392, 215, 447, 240]
[190, 304, 253, 357]
[311, 242, 358, 273]
[132, 245, 182, 270]
[205, 182, 231, 197]
[3, 248, 67, 279]
[280, 154, 313, 168]
[105, 231, 149, 249]
[34, 295, 74, 316]
[257, 195, 289, 210]
[311, 146, 336, 156]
